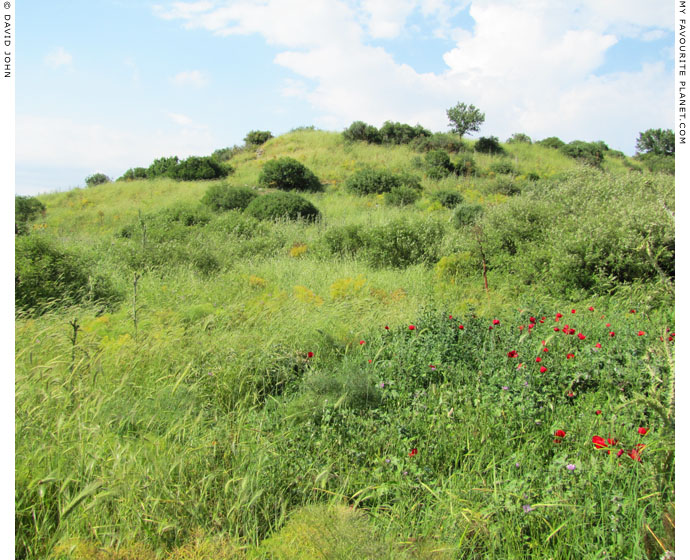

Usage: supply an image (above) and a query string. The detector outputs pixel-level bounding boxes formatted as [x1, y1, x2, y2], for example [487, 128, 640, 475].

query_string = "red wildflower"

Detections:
[535, 357, 542, 362]
[507, 350, 518, 358]
[669, 336, 674, 342]
[592, 435, 608, 449]
[555, 429, 566, 438]
[608, 438, 619, 446]
[609, 332, 615, 337]
[541, 316, 546, 321]
[571, 309, 576, 314]
[637, 331, 645, 336]
[577, 333, 586, 340]
[588, 306, 594, 311]
[458, 325, 464, 330]
[489, 326, 493, 330]
[567, 353, 575, 359]
[540, 366, 547, 373]
[568, 329, 576, 335]
[595, 410, 602, 415]
[409, 448, 418, 457]
[556, 313, 563, 319]
[595, 343, 602, 348]
[385, 325, 390, 330]
[539, 319, 545, 323]
[630, 309, 636, 314]
[519, 325, 524, 331]
[638, 427, 648, 436]
[567, 391, 574, 397]
[617, 449, 624, 457]
[528, 323, 535, 330]
[628, 448, 642, 462]
[554, 327, 560, 332]
[606, 323, 611, 327]
[409, 325, 416, 330]
[360, 340, 366, 345]
[307, 351, 314, 358]
[542, 347, 548, 352]
[449, 315, 453, 319]
[529, 316, 536, 323]
[368, 359, 372, 363]
[493, 319, 500, 325]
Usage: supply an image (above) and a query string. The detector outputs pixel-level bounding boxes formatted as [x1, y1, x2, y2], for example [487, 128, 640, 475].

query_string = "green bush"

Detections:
[506, 133, 532, 144]
[453, 203, 484, 227]
[207, 210, 267, 239]
[147, 156, 180, 178]
[201, 184, 258, 212]
[244, 130, 273, 146]
[85, 173, 110, 187]
[323, 224, 366, 257]
[379, 121, 431, 145]
[454, 153, 477, 176]
[410, 132, 466, 153]
[245, 191, 321, 222]
[211, 146, 244, 162]
[15, 235, 120, 314]
[118, 167, 148, 181]
[15, 196, 45, 234]
[361, 219, 444, 268]
[474, 136, 504, 154]
[170, 156, 231, 181]
[432, 189, 464, 209]
[344, 168, 400, 195]
[489, 160, 517, 175]
[343, 121, 382, 144]
[424, 149, 455, 180]
[537, 136, 566, 149]
[559, 141, 604, 167]
[258, 157, 323, 192]
[384, 186, 421, 206]
[636, 153, 675, 175]
[487, 177, 521, 197]
[157, 203, 213, 227]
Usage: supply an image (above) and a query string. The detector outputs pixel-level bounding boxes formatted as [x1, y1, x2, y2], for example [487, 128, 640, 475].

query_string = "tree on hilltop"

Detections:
[635, 128, 675, 156]
[446, 102, 485, 138]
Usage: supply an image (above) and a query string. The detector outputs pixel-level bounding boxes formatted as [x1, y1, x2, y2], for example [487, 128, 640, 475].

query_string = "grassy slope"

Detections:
[16, 132, 675, 559]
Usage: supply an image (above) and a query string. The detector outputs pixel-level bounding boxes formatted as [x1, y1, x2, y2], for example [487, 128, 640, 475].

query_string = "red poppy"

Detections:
[556, 313, 563, 319]
[592, 435, 608, 449]
[630, 309, 636, 314]
[671, 332, 675, 337]
[542, 347, 548, 352]
[637, 331, 645, 336]
[669, 336, 674, 342]
[535, 357, 542, 363]
[458, 325, 464, 330]
[519, 325, 524, 331]
[595, 343, 602, 348]
[507, 350, 518, 358]
[409, 448, 418, 457]
[567, 391, 574, 397]
[588, 306, 594, 311]
[608, 438, 619, 446]
[530, 316, 536, 323]
[577, 333, 586, 340]
[638, 427, 648, 436]
[606, 323, 611, 327]
[368, 359, 372, 363]
[617, 449, 624, 457]
[385, 325, 390, 330]
[541, 316, 546, 321]
[448, 315, 453, 319]
[609, 332, 615, 337]
[409, 325, 416, 330]
[539, 319, 545, 323]
[555, 429, 566, 438]
[554, 327, 560, 332]
[567, 353, 575, 359]
[360, 340, 366, 345]
[307, 351, 314, 358]
[571, 309, 576, 314]
[628, 448, 642, 462]
[528, 324, 535, 330]
[595, 410, 602, 415]
[568, 329, 576, 335]
[489, 326, 493, 330]
[493, 319, 500, 325]
[540, 366, 547, 373]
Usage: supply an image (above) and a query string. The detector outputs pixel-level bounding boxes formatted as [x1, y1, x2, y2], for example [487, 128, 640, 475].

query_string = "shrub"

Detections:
[453, 203, 483, 227]
[15, 196, 46, 234]
[379, 121, 431, 145]
[344, 168, 400, 195]
[636, 128, 675, 156]
[15, 235, 119, 314]
[537, 136, 566, 149]
[207, 210, 266, 239]
[85, 173, 110, 187]
[474, 136, 504, 154]
[201, 184, 258, 212]
[424, 149, 455, 180]
[384, 186, 421, 206]
[489, 160, 517, 175]
[118, 167, 148, 181]
[435, 251, 480, 281]
[147, 156, 180, 178]
[410, 132, 466, 153]
[432, 189, 464, 209]
[245, 191, 321, 222]
[323, 224, 365, 257]
[636, 153, 675, 175]
[454, 153, 477, 176]
[244, 130, 273, 146]
[559, 141, 604, 167]
[258, 157, 323, 192]
[343, 121, 382, 144]
[211, 146, 243, 162]
[487, 177, 521, 196]
[361, 219, 444, 268]
[506, 133, 532, 144]
[170, 156, 231, 181]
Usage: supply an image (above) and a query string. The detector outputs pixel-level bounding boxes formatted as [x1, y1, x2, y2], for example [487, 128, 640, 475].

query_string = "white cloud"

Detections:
[641, 29, 667, 42]
[44, 47, 73, 69]
[154, 0, 674, 152]
[172, 70, 209, 87]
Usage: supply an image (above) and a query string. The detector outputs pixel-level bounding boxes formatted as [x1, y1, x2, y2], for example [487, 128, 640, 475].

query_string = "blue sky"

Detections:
[15, 0, 676, 195]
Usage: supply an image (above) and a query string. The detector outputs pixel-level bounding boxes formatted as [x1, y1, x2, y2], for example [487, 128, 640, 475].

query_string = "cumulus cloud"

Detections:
[154, 0, 674, 152]
[44, 47, 73, 69]
[172, 70, 209, 87]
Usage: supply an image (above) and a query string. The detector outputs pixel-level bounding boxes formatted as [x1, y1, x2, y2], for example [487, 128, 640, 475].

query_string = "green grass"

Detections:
[16, 130, 674, 559]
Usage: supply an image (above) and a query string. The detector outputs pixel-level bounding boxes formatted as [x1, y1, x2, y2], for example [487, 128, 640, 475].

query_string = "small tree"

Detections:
[446, 103, 485, 138]
[635, 129, 675, 156]
[85, 173, 110, 187]
[244, 130, 274, 146]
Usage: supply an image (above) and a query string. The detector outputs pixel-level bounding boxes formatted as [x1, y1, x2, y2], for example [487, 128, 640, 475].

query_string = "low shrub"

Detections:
[559, 141, 604, 167]
[410, 132, 466, 153]
[453, 203, 484, 227]
[384, 186, 421, 206]
[454, 153, 477, 176]
[207, 210, 267, 239]
[85, 173, 110, 187]
[245, 191, 321, 222]
[211, 146, 244, 162]
[343, 121, 382, 144]
[323, 224, 366, 257]
[158, 203, 213, 227]
[244, 130, 273, 146]
[117, 167, 148, 181]
[474, 136, 504, 154]
[379, 121, 431, 145]
[489, 160, 517, 175]
[15, 196, 45, 234]
[432, 189, 464, 209]
[537, 136, 566, 149]
[506, 133, 532, 144]
[258, 157, 323, 192]
[487, 177, 521, 196]
[424, 149, 455, 180]
[636, 153, 675, 175]
[201, 184, 258, 212]
[345, 168, 400, 195]
[361, 219, 445, 268]
[170, 156, 231, 181]
[15, 235, 120, 314]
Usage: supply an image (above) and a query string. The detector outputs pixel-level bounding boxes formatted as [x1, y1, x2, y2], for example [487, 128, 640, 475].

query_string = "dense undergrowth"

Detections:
[16, 129, 675, 559]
